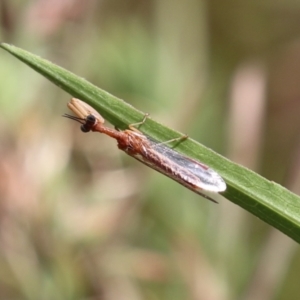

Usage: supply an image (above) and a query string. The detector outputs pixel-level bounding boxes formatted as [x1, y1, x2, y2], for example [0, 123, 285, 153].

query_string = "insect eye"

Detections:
[80, 125, 90, 132]
[86, 115, 96, 123]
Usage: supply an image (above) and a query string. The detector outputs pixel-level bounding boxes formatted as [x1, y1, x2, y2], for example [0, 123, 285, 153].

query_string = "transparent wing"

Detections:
[147, 137, 226, 192]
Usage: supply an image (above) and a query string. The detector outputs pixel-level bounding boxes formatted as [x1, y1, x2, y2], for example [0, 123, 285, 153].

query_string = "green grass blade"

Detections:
[1, 43, 300, 243]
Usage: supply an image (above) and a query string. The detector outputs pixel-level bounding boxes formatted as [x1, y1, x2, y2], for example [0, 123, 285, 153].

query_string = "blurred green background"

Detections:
[1, 0, 300, 299]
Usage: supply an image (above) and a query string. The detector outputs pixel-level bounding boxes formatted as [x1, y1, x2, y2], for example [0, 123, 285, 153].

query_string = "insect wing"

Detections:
[147, 137, 226, 192]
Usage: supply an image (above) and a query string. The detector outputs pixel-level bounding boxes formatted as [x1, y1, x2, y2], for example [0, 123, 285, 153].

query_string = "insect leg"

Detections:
[197, 192, 218, 203]
[128, 113, 150, 132]
[154, 134, 189, 148]
[129, 113, 188, 147]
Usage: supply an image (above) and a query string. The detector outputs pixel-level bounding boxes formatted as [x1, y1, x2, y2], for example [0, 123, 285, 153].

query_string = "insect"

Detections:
[63, 98, 226, 203]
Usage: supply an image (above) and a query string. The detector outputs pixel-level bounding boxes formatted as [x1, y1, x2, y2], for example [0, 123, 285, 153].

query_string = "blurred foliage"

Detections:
[1, 0, 300, 299]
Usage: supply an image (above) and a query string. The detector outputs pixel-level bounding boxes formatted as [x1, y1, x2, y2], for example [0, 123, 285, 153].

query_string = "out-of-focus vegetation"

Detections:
[3, 44, 300, 246]
[0, 0, 300, 299]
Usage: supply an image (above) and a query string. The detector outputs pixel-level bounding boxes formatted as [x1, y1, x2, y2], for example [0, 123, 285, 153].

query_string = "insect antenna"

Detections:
[62, 113, 86, 125]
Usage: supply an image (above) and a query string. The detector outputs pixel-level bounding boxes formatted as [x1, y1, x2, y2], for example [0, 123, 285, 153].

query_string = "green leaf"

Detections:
[1, 42, 300, 243]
